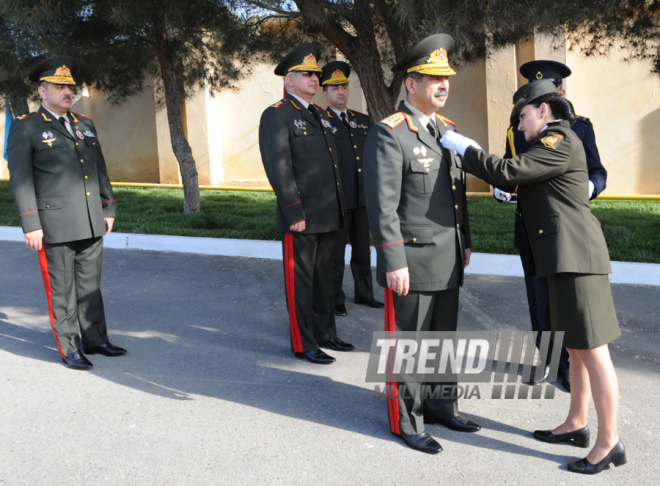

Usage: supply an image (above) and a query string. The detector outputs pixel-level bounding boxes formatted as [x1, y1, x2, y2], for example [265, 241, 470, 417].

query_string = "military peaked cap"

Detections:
[274, 43, 322, 76]
[29, 55, 78, 85]
[520, 60, 572, 86]
[392, 33, 456, 76]
[510, 79, 558, 126]
[321, 61, 350, 85]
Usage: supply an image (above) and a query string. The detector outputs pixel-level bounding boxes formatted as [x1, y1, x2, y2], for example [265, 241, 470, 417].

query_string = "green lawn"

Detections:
[1, 184, 658, 263]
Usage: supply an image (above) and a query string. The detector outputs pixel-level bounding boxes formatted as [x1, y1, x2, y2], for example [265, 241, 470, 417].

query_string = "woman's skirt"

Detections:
[547, 273, 621, 349]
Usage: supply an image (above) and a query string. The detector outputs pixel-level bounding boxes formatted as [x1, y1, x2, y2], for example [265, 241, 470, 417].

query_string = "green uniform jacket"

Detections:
[462, 121, 611, 278]
[363, 102, 471, 291]
[7, 107, 116, 244]
[259, 94, 345, 234]
[324, 108, 370, 209]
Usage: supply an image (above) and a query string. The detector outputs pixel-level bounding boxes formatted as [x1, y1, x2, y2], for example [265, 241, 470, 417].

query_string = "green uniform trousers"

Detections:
[385, 287, 460, 436]
[38, 236, 109, 357]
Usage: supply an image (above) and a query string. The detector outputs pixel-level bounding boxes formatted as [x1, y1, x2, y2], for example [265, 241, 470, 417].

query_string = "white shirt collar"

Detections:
[404, 100, 435, 133]
[287, 92, 311, 110]
[43, 106, 73, 136]
[329, 107, 348, 119]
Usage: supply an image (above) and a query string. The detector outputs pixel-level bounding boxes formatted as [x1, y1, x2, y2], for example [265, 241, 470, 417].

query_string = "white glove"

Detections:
[493, 188, 517, 203]
[440, 131, 482, 156]
[588, 180, 595, 200]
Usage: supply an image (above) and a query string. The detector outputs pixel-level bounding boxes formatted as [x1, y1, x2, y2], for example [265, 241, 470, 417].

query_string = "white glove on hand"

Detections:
[440, 131, 482, 156]
[494, 188, 512, 202]
[588, 181, 595, 200]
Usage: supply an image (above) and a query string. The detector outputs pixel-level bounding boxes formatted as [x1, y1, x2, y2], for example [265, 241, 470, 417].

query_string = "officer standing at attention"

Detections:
[363, 34, 481, 454]
[496, 60, 607, 391]
[7, 56, 126, 370]
[259, 44, 354, 365]
[320, 61, 384, 317]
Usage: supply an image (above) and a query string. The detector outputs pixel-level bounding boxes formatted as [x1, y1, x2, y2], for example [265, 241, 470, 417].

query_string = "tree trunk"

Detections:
[154, 23, 200, 213]
[8, 94, 28, 117]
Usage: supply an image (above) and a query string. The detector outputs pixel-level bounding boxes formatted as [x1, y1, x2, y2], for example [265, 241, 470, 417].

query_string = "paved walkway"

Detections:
[1, 231, 658, 484]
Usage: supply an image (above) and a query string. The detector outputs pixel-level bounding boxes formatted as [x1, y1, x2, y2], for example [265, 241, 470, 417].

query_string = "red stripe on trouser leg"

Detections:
[284, 234, 304, 353]
[384, 288, 400, 435]
[38, 247, 65, 358]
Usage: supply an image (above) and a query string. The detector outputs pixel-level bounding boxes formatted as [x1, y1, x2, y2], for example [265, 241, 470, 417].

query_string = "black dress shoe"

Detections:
[334, 304, 347, 316]
[567, 440, 627, 474]
[294, 349, 336, 364]
[430, 415, 481, 433]
[320, 337, 354, 352]
[397, 432, 442, 454]
[533, 426, 590, 448]
[526, 364, 551, 385]
[355, 298, 384, 309]
[83, 342, 127, 357]
[62, 351, 93, 370]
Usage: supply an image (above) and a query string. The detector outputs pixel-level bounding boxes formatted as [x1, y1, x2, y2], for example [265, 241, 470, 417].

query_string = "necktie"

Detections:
[426, 120, 436, 139]
[58, 116, 67, 128]
[341, 112, 350, 130]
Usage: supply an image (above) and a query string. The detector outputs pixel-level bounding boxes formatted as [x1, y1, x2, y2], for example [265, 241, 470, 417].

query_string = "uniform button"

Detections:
[358, 168, 362, 172]
[324, 131, 327, 135]
[334, 165, 338, 168]
[45, 205, 50, 208]
[329, 148, 332, 152]
[425, 168, 429, 172]
[84, 175, 88, 180]
[336, 182, 339, 186]
[80, 159, 84, 163]
[452, 185, 456, 190]
[539, 229, 543, 234]
[356, 156, 360, 160]
[455, 204, 459, 210]
[86, 192, 91, 196]
[412, 238, 417, 242]
[353, 145, 357, 149]
[93, 142, 96, 146]
[76, 142, 79, 146]
[350, 133, 354, 137]
[457, 224, 460, 229]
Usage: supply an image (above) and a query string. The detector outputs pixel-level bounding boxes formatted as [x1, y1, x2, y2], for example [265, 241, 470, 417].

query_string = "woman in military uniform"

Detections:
[440, 79, 625, 475]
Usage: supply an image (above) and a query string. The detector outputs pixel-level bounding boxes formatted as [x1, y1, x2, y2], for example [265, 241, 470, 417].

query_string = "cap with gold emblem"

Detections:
[29, 55, 78, 85]
[274, 43, 323, 76]
[320, 61, 350, 86]
[391, 33, 456, 76]
[519, 60, 571, 87]
[510, 79, 558, 126]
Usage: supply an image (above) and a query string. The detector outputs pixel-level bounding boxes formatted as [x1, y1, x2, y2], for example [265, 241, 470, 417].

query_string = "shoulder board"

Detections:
[540, 131, 564, 150]
[71, 112, 90, 122]
[403, 114, 418, 133]
[575, 115, 591, 124]
[348, 109, 366, 117]
[39, 112, 52, 122]
[269, 99, 288, 110]
[15, 113, 36, 121]
[436, 114, 455, 128]
[380, 112, 406, 129]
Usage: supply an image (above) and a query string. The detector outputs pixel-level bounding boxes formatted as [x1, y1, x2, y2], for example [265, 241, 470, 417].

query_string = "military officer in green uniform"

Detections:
[259, 44, 354, 365]
[320, 61, 383, 317]
[363, 34, 481, 454]
[7, 55, 126, 370]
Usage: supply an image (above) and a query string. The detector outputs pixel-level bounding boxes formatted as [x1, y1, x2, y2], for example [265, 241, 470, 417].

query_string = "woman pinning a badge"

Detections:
[439, 79, 625, 475]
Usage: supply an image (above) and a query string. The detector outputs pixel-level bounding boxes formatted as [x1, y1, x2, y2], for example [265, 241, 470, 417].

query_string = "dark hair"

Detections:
[530, 92, 576, 125]
[403, 72, 424, 95]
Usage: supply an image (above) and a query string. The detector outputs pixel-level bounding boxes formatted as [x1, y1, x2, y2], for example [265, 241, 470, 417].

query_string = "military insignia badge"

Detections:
[417, 157, 434, 168]
[349, 121, 358, 128]
[381, 112, 405, 129]
[41, 131, 56, 147]
[83, 130, 96, 138]
[413, 146, 427, 156]
[536, 71, 543, 79]
[76, 130, 85, 139]
[294, 119, 306, 129]
[541, 131, 564, 150]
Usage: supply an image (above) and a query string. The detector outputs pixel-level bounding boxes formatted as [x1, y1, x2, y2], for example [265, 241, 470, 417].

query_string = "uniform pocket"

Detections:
[37, 197, 63, 210]
[409, 158, 439, 194]
[400, 224, 433, 245]
[535, 213, 559, 238]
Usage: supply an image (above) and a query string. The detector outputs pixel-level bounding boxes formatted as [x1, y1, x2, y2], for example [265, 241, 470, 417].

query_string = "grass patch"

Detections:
[1, 183, 658, 263]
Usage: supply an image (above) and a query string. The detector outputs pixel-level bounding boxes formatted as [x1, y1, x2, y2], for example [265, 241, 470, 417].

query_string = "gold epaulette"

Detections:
[437, 114, 455, 128]
[39, 112, 52, 122]
[270, 99, 288, 110]
[71, 112, 88, 122]
[15, 113, 30, 121]
[348, 109, 366, 117]
[575, 115, 591, 123]
[381, 112, 406, 129]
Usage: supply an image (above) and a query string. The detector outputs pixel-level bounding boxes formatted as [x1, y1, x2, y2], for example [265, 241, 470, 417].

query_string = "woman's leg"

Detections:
[572, 344, 620, 463]
[552, 348, 590, 434]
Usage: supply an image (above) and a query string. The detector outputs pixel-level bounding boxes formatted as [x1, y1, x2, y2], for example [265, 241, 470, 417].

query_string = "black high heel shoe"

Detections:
[567, 440, 627, 475]
[533, 426, 590, 448]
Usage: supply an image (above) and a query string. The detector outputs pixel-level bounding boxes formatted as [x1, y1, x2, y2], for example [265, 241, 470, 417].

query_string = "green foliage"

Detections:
[1, 184, 658, 262]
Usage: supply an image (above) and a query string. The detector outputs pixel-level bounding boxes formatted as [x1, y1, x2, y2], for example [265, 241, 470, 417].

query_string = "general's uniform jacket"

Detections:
[324, 108, 370, 209]
[363, 102, 471, 291]
[7, 107, 116, 243]
[463, 120, 611, 278]
[259, 93, 345, 234]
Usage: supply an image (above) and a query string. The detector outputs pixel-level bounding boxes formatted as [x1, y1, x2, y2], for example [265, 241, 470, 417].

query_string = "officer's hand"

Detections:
[290, 220, 306, 232]
[24, 229, 44, 251]
[105, 217, 115, 234]
[588, 181, 595, 200]
[386, 267, 410, 296]
[493, 188, 512, 202]
[464, 248, 471, 268]
[440, 131, 482, 156]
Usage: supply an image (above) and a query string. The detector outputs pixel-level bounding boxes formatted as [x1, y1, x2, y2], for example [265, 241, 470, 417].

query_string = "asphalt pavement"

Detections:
[1, 236, 659, 485]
